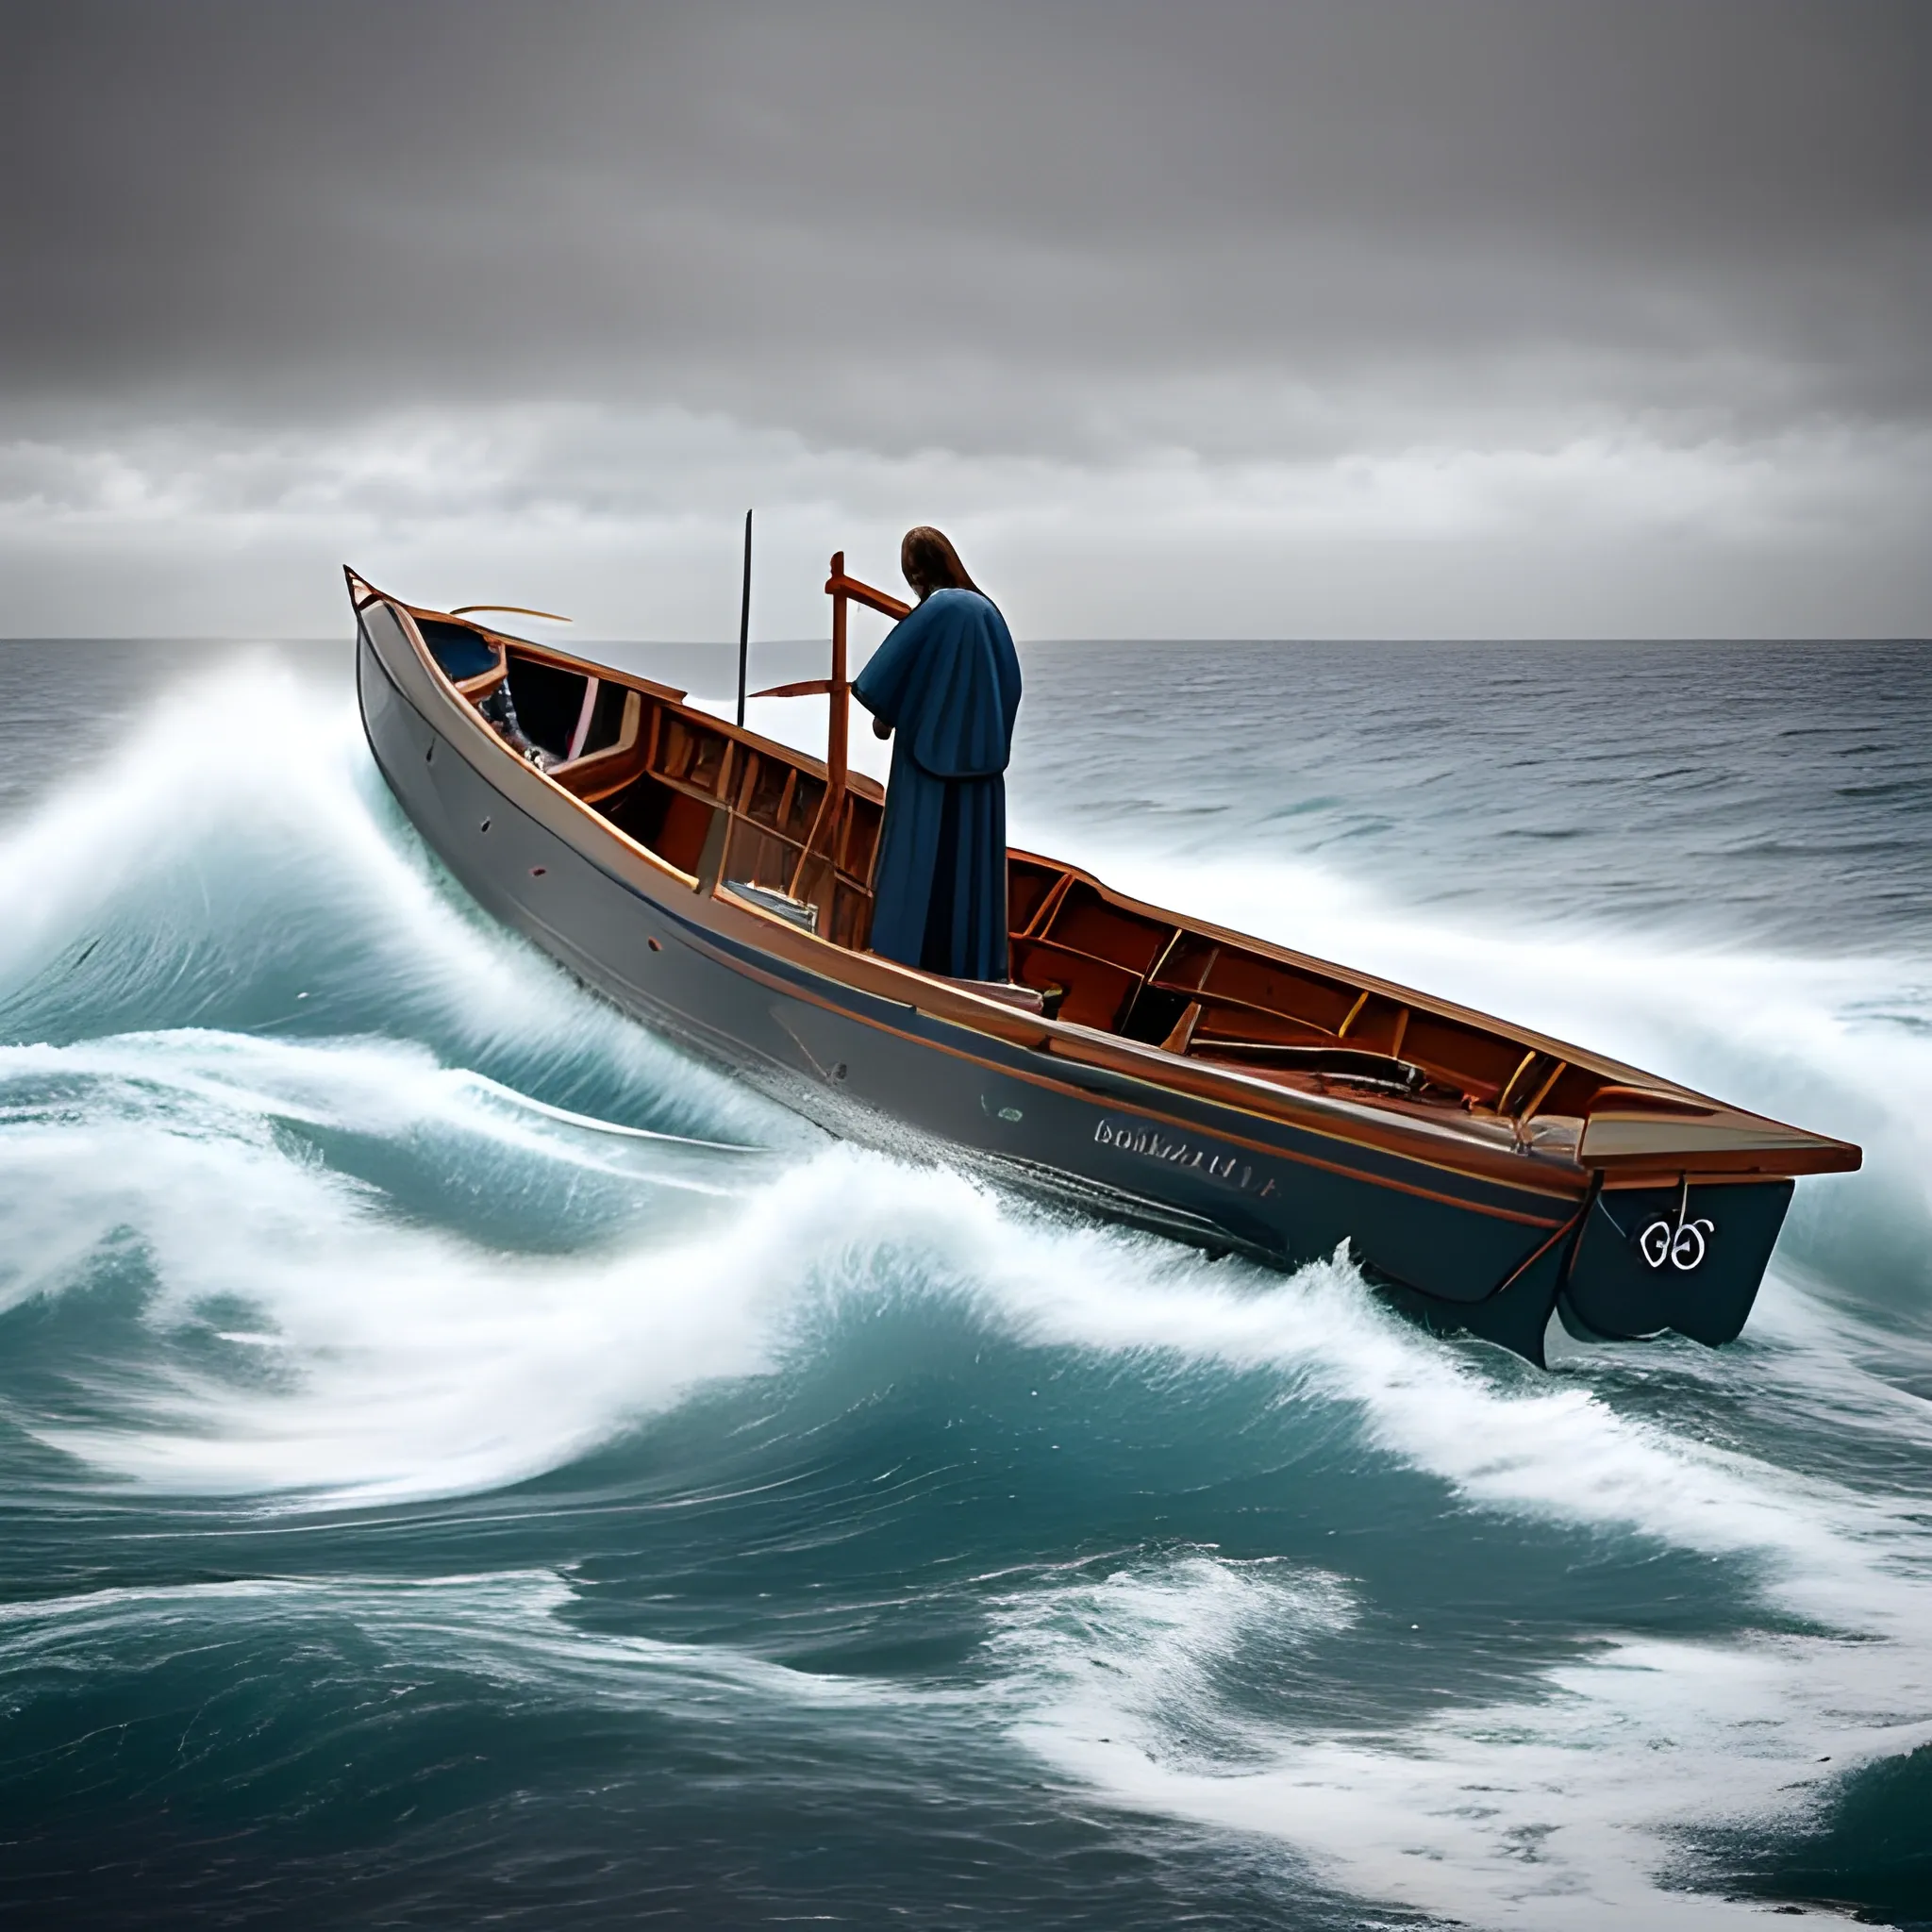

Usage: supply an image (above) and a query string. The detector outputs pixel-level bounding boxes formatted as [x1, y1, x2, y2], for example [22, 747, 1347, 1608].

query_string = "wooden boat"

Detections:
[347, 559, 1860, 1365]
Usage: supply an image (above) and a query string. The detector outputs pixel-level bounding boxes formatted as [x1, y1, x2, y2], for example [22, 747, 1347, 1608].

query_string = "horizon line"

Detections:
[5, 633, 1930, 649]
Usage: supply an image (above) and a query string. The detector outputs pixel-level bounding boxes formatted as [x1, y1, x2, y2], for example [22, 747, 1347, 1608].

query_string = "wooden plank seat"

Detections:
[1187, 1041, 1434, 1096]
[932, 974, 1047, 1013]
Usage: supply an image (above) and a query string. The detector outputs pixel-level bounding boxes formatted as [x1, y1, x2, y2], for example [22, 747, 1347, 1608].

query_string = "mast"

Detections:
[735, 508, 753, 728]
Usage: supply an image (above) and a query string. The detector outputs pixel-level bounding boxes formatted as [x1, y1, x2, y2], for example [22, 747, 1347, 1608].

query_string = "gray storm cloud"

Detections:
[2, 0, 1927, 637]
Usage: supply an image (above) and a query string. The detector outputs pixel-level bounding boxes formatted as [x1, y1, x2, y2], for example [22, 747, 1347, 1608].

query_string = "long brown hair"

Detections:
[900, 525, 981, 600]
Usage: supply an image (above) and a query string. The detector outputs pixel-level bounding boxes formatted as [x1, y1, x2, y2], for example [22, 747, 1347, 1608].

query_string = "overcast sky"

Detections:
[3, 0, 1926, 639]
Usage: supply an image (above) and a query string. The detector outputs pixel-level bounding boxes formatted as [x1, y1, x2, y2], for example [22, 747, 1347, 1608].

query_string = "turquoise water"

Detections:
[0, 636, 1928, 1928]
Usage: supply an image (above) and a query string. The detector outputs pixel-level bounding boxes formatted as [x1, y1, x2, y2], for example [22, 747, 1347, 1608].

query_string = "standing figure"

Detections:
[854, 527, 1024, 981]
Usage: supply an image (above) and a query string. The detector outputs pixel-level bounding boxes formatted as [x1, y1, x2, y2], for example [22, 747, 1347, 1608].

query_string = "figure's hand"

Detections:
[872, 716, 892, 740]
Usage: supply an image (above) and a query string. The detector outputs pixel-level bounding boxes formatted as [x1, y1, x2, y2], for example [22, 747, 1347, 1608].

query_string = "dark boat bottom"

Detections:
[1375, 1176, 1794, 1365]
[1368, 1249, 1573, 1367]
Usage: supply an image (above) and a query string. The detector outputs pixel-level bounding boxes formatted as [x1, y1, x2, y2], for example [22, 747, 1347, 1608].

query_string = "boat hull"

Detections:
[357, 612, 1793, 1365]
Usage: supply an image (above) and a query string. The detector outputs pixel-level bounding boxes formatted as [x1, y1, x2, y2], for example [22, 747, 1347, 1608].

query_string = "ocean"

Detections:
[0, 632, 1927, 1928]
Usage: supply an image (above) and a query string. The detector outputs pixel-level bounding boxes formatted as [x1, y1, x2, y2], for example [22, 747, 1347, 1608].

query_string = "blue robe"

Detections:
[853, 588, 1023, 979]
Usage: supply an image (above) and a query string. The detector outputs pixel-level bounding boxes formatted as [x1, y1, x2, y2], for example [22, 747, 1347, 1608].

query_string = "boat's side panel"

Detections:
[699, 966, 1565, 1287]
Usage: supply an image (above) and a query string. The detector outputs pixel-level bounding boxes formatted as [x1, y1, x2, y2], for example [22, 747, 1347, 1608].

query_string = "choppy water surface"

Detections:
[1, 634, 1928, 1929]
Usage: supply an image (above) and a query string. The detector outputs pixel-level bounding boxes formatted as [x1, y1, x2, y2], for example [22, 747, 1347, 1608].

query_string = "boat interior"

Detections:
[387, 588, 1856, 1176]
[414, 612, 889, 952]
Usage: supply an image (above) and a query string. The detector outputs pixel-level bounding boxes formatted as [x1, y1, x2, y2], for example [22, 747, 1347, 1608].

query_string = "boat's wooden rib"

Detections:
[347, 561, 1860, 1365]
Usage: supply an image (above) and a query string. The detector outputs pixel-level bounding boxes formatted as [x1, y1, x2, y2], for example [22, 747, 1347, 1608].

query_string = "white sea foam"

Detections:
[0, 1029, 768, 1197]
[0, 1568, 907, 1715]
[792, 1170, 1932, 1924]
[774, 1164, 1906, 1591]
[0, 656, 778, 1141]
[4, 1162, 809, 1507]
[5, 1024, 1917, 1606]
[0, 1024, 822, 1502]
[1, 655, 470, 992]
[993, 1545, 1932, 1930]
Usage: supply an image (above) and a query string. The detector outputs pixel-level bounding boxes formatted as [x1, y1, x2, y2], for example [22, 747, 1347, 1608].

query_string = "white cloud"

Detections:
[3, 403, 1926, 639]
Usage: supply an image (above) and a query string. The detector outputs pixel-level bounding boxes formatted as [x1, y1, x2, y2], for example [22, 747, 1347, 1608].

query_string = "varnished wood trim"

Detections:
[1496, 1049, 1540, 1116]
[825, 569, 911, 622]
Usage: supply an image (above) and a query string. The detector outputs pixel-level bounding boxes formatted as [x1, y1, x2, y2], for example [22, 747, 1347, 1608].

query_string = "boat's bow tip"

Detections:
[341, 564, 385, 611]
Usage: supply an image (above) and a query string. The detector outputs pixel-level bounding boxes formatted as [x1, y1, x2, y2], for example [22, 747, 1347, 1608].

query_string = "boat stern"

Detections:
[1559, 1175, 1795, 1344]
